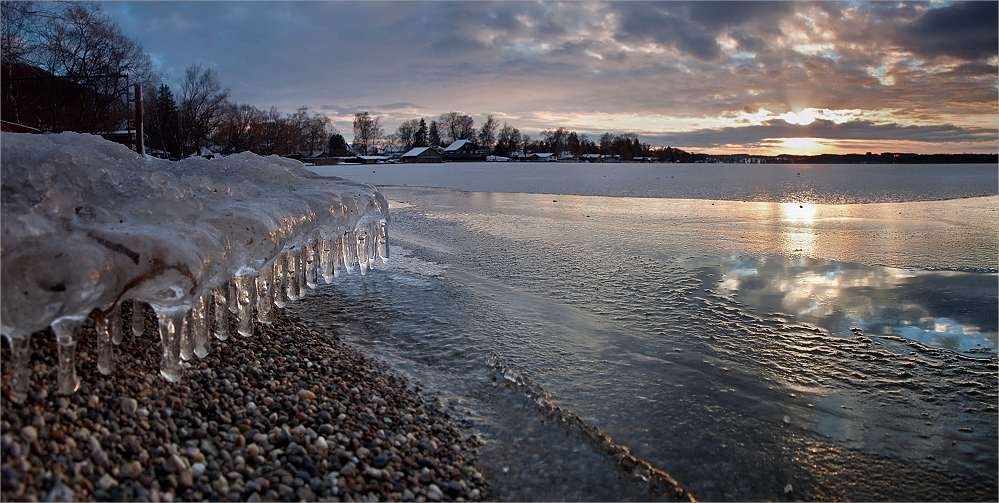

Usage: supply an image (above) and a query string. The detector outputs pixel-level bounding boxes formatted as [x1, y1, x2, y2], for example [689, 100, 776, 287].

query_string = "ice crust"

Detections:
[1, 132, 389, 397]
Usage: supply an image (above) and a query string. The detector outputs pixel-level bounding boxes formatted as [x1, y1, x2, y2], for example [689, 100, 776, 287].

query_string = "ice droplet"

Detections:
[255, 266, 274, 324]
[156, 307, 185, 382]
[234, 272, 257, 337]
[51, 317, 83, 395]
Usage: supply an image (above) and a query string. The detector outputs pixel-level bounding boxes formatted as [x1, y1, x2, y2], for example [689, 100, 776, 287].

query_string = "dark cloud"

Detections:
[898, 1, 998, 61]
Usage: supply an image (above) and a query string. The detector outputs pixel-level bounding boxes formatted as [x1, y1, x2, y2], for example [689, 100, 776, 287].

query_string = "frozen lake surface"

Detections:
[300, 162, 997, 501]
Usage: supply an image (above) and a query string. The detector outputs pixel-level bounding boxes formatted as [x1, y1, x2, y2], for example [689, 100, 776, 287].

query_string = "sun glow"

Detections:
[774, 137, 834, 155]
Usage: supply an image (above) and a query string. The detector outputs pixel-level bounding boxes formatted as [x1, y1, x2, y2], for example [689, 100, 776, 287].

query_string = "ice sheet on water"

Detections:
[1, 132, 389, 396]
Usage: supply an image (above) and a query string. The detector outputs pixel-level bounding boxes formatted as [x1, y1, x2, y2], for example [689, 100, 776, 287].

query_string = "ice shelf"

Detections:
[1, 132, 389, 399]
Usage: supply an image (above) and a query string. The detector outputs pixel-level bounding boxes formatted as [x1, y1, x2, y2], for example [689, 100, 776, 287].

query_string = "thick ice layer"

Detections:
[1, 132, 389, 397]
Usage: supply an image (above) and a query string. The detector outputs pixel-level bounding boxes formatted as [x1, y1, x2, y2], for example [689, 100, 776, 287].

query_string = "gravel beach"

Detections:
[1, 302, 488, 502]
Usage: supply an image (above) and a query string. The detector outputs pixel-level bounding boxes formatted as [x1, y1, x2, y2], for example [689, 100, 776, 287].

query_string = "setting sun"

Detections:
[774, 137, 835, 155]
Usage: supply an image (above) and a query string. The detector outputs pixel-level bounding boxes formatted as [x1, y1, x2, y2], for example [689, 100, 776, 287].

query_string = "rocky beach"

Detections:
[1, 301, 488, 502]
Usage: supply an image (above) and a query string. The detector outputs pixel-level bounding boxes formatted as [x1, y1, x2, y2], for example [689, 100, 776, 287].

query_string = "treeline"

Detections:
[385, 112, 700, 161]
[2, 1, 336, 159]
[783, 152, 999, 164]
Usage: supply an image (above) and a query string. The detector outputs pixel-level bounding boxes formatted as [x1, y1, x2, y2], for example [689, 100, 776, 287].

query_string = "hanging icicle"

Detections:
[305, 238, 319, 290]
[273, 253, 288, 309]
[212, 285, 230, 341]
[191, 295, 209, 358]
[3, 333, 31, 401]
[131, 300, 146, 337]
[156, 307, 185, 382]
[234, 273, 257, 337]
[256, 266, 274, 324]
[51, 317, 83, 395]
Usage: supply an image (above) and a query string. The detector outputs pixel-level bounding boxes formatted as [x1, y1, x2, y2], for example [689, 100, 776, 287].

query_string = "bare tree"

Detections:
[395, 118, 421, 150]
[438, 111, 475, 144]
[214, 102, 264, 155]
[179, 64, 230, 157]
[477, 114, 498, 152]
[352, 112, 382, 155]
[303, 110, 333, 157]
[496, 122, 521, 157]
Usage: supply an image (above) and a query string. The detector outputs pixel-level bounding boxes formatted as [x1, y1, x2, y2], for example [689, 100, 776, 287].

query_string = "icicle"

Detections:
[212, 285, 230, 341]
[357, 230, 370, 275]
[320, 238, 335, 284]
[297, 245, 309, 298]
[305, 239, 319, 289]
[131, 300, 146, 337]
[256, 266, 274, 324]
[234, 273, 257, 337]
[342, 231, 357, 274]
[155, 307, 185, 382]
[96, 310, 117, 375]
[227, 277, 239, 315]
[273, 253, 288, 308]
[191, 295, 209, 358]
[108, 304, 124, 345]
[377, 219, 390, 263]
[3, 332, 31, 401]
[333, 235, 343, 278]
[287, 247, 301, 301]
[179, 309, 195, 361]
[51, 317, 83, 395]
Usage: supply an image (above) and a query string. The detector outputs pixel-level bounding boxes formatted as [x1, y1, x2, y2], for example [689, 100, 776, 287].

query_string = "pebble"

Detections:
[1, 310, 488, 502]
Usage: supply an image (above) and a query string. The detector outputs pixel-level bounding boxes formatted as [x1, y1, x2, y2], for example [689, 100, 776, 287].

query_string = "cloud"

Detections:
[100, 1, 997, 153]
[897, 1, 999, 61]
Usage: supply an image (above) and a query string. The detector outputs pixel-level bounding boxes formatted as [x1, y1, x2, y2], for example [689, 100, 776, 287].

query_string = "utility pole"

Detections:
[134, 83, 144, 155]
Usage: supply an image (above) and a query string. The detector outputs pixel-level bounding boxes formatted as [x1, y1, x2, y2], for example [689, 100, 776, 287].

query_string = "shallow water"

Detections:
[298, 164, 997, 501]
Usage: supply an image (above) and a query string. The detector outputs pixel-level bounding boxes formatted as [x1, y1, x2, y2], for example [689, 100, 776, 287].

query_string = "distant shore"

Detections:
[1, 308, 488, 502]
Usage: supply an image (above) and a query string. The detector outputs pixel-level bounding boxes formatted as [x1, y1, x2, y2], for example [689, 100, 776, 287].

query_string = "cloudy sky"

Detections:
[101, 1, 998, 155]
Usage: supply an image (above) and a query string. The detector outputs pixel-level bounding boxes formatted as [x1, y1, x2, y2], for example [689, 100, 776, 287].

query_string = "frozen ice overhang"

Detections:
[1, 132, 390, 398]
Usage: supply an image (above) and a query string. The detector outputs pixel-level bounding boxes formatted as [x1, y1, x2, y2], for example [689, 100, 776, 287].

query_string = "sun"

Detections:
[775, 137, 834, 155]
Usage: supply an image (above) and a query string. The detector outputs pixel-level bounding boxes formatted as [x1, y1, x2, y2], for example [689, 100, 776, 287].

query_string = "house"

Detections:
[527, 152, 557, 162]
[355, 155, 389, 164]
[580, 153, 603, 162]
[442, 140, 485, 161]
[401, 147, 444, 163]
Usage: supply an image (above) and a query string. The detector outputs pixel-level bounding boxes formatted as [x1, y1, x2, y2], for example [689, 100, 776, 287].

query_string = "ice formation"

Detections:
[1, 132, 389, 399]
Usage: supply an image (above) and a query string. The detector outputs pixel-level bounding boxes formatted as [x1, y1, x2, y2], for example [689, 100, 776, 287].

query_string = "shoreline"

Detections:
[1, 306, 488, 502]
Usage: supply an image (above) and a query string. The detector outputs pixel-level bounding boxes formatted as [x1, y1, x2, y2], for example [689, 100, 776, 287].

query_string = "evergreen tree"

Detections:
[414, 118, 428, 147]
[428, 120, 441, 147]
[151, 84, 181, 159]
[328, 133, 351, 157]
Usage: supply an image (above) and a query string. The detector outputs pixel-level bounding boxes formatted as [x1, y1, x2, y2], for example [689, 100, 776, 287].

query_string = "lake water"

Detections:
[298, 162, 998, 501]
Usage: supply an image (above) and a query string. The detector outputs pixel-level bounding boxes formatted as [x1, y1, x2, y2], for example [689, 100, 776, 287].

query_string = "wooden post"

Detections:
[134, 83, 144, 155]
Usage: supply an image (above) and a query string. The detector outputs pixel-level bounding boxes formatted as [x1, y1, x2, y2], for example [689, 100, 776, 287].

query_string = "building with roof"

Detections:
[401, 147, 444, 163]
[442, 140, 485, 161]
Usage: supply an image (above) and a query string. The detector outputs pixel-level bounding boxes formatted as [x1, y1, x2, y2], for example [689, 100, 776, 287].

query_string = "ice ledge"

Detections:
[2, 132, 389, 398]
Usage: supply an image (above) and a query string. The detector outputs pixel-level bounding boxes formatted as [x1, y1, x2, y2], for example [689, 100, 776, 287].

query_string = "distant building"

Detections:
[355, 155, 389, 164]
[580, 153, 603, 162]
[401, 147, 444, 163]
[527, 152, 557, 162]
[443, 140, 485, 161]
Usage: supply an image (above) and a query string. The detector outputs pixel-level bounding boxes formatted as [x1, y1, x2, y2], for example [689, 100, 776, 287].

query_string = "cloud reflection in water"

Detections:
[707, 255, 997, 358]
